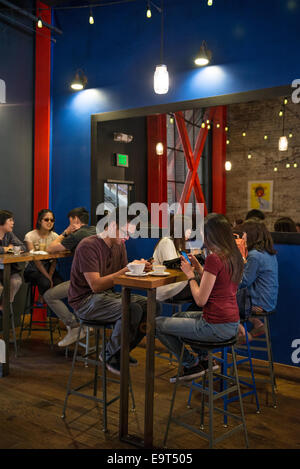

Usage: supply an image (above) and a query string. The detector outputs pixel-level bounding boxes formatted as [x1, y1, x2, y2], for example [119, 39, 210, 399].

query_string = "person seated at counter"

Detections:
[67, 208, 153, 375]
[152, 214, 197, 303]
[237, 220, 278, 342]
[44, 207, 96, 347]
[245, 209, 265, 221]
[156, 213, 243, 382]
[274, 217, 297, 233]
[24, 209, 63, 303]
[0, 210, 26, 310]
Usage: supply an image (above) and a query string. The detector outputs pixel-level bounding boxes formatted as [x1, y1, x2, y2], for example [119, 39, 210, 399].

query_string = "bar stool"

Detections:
[61, 318, 136, 433]
[240, 310, 277, 408]
[19, 284, 61, 348]
[187, 321, 260, 424]
[0, 303, 18, 357]
[164, 336, 249, 449]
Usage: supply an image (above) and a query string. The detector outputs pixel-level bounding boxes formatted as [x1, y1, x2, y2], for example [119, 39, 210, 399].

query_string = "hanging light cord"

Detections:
[160, 0, 164, 64]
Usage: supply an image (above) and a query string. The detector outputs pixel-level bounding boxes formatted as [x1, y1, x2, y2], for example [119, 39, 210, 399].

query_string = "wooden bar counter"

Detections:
[0, 251, 72, 377]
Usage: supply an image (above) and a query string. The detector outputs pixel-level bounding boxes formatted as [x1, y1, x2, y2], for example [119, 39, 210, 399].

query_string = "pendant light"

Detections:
[154, 0, 169, 94]
[194, 40, 212, 66]
[89, 9, 94, 24]
[70, 70, 88, 91]
[278, 101, 288, 151]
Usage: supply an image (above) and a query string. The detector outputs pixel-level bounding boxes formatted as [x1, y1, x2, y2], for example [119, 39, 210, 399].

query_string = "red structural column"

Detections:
[212, 106, 227, 214]
[34, 1, 51, 222]
[147, 114, 167, 208]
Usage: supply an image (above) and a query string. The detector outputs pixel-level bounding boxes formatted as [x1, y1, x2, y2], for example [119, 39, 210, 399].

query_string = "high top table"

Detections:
[114, 269, 187, 449]
[0, 251, 72, 377]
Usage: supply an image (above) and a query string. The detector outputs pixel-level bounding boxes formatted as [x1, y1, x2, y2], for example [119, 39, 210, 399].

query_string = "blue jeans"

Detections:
[156, 311, 239, 367]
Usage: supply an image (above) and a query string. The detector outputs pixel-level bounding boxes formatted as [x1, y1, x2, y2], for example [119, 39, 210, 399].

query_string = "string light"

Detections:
[278, 109, 283, 117]
[264, 135, 268, 140]
[37, 17, 43, 28]
[208, 0, 213, 5]
[286, 163, 290, 168]
[225, 126, 229, 132]
[89, 9, 94, 24]
[225, 161, 232, 171]
[289, 131, 293, 138]
[284, 97, 288, 105]
[216, 123, 220, 128]
[242, 131, 246, 137]
[146, 2, 152, 18]
[201, 122, 206, 128]
[207, 124, 211, 129]
[274, 167, 278, 172]
[294, 163, 298, 168]
[226, 139, 230, 145]
[248, 153, 252, 159]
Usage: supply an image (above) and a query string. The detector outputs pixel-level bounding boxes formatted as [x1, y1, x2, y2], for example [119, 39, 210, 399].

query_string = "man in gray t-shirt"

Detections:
[44, 207, 96, 347]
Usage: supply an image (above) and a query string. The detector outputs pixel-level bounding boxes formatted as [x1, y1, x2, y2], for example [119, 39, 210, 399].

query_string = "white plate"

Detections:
[150, 271, 170, 276]
[29, 250, 48, 255]
[125, 272, 148, 277]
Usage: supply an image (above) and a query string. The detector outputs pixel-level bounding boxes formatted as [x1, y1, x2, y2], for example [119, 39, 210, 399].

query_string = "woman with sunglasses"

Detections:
[24, 209, 63, 301]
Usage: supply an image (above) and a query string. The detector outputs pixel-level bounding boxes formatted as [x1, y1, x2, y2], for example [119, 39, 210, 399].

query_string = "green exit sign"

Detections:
[116, 153, 129, 167]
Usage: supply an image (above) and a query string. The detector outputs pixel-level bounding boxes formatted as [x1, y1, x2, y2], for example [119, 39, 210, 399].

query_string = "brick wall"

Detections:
[225, 96, 300, 231]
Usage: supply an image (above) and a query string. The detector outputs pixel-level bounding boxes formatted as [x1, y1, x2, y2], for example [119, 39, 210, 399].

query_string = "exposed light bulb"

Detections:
[207, 124, 211, 129]
[37, 17, 43, 28]
[284, 98, 288, 105]
[294, 163, 298, 168]
[289, 132, 293, 138]
[274, 167, 278, 172]
[89, 10, 94, 24]
[206, 119, 210, 124]
[225, 161, 232, 171]
[154, 64, 169, 94]
[146, 5, 152, 18]
[226, 139, 230, 145]
[278, 136, 288, 151]
[264, 135, 268, 140]
[242, 131, 246, 137]
[225, 126, 229, 132]
[286, 163, 290, 168]
[279, 109, 283, 117]
[208, 0, 213, 5]
[216, 123, 220, 128]
[156, 142, 164, 155]
[248, 153, 252, 159]
[201, 122, 206, 128]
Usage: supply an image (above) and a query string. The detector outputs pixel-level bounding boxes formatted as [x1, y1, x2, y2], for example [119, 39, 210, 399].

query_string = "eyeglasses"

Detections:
[43, 218, 54, 223]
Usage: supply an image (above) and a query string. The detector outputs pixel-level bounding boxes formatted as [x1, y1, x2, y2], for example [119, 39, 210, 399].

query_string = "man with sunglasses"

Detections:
[43, 207, 96, 347]
[68, 208, 152, 375]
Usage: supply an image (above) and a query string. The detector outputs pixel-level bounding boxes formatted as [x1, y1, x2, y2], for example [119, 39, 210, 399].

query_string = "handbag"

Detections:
[236, 287, 252, 321]
[163, 253, 205, 270]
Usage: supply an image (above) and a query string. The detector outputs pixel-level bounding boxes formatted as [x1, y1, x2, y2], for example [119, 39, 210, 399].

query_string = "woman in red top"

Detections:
[156, 213, 244, 383]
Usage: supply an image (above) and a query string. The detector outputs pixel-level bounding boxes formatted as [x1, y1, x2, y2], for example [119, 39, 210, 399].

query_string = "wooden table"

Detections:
[0, 251, 72, 377]
[114, 269, 187, 448]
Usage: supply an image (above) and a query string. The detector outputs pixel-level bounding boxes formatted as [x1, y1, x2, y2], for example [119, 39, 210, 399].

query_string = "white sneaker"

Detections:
[58, 326, 86, 347]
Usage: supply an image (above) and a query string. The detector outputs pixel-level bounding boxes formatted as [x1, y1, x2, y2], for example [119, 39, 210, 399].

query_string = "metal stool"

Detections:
[0, 303, 18, 357]
[164, 336, 249, 449]
[187, 322, 260, 424]
[239, 310, 277, 408]
[61, 318, 136, 432]
[19, 284, 61, 348]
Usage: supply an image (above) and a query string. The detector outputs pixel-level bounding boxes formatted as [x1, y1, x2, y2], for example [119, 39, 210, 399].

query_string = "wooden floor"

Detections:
[0, 327, 299, 450]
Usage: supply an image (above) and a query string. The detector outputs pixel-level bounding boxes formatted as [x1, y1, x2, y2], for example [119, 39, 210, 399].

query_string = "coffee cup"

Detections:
[127, 263, 145, 275]
[152, 264, 166, 274]
[12, 246, 21, 256]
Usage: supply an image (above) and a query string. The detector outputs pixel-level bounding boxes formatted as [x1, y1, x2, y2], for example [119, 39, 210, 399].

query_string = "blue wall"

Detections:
[51, 0, 300, 230]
